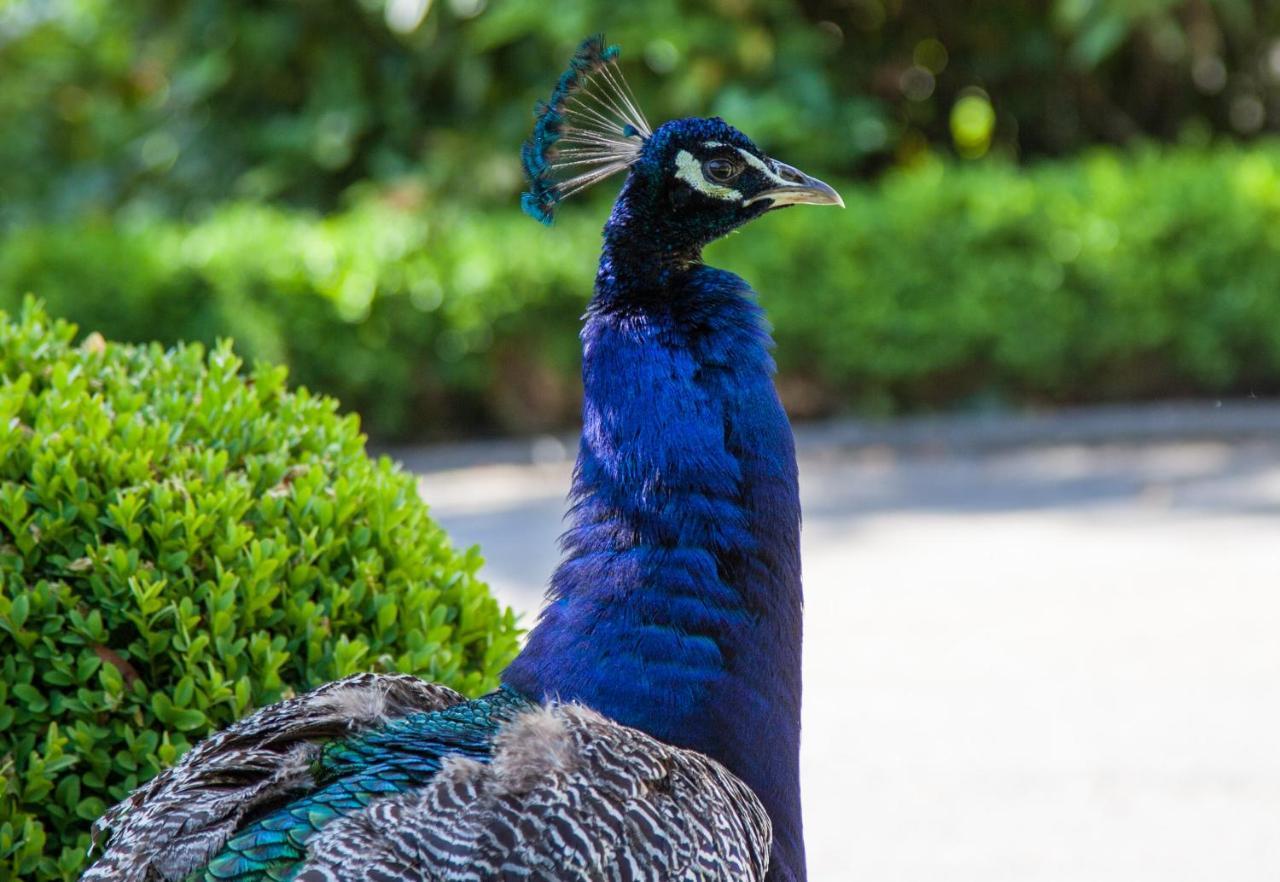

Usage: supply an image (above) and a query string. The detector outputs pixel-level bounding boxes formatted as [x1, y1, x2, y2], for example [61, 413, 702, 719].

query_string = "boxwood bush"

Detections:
[0, 301, 520, 881]
[2, 141, 1279, 439]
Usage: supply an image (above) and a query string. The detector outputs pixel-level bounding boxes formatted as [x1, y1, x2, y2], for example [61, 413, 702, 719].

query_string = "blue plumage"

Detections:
[86, 37, 841, 882]
[504, 117, 815, 881]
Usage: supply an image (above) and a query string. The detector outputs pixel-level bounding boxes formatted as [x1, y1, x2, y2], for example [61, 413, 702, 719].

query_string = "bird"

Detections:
[83, 34, 842, 882]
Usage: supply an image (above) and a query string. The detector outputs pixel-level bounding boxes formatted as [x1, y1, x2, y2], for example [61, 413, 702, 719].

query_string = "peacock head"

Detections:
[521, 36, 842, 251]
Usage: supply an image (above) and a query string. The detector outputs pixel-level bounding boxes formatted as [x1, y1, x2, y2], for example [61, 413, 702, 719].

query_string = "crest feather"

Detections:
[521, 34, 650, 225]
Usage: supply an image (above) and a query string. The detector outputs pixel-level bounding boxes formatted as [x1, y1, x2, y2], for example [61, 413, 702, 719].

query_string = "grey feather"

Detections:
[84, 673, 464, 882]
[291, 704, 771, 881]
[84, 679, 770, 881]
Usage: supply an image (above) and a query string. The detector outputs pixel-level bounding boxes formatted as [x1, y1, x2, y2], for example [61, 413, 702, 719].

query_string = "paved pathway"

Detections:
[400, 407, 1280, 882]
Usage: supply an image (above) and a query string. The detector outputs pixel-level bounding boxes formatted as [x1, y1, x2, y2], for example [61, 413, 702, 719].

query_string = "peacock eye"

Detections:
[703, 157, 741, 184]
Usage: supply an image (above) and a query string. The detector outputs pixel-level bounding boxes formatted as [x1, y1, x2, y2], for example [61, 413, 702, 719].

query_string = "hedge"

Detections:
[2, 141, 1279, 440]
[746, 142, 1280, 414]
[0, 301, 520, 880]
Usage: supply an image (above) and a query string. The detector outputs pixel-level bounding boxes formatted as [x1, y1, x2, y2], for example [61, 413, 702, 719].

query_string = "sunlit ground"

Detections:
[408, 412, 1280, 882]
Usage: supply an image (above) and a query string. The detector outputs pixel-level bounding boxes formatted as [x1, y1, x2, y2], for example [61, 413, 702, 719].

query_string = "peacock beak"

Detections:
[745, 160, 845, 209]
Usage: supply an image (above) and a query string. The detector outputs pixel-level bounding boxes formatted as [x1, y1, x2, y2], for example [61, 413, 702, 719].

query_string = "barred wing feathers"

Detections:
[84, 673, 465, 882]
[294, 704, 772, 882]
[85, 679, 771, 882]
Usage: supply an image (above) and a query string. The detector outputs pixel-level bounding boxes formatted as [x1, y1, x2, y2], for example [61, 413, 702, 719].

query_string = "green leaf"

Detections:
[9, 593, 29, 629]
[14, 683, 48, 712]
[169, 709, 207, 732]
[376, 602, 397, 633]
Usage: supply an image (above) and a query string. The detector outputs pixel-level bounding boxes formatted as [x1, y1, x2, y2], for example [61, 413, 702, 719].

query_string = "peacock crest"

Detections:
[521, 34, 651, 224]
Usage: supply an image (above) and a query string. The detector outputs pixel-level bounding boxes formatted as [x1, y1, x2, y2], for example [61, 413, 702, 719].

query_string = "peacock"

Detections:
[84, 35, 842, 882]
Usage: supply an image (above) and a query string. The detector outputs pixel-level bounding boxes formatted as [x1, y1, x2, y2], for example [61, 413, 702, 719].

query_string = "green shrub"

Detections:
[0, 300, 520, 881]
[3, 141, 1280, 440]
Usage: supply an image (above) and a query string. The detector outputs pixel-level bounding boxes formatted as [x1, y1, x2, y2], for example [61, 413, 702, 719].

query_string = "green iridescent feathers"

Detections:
[197, 689, 532, 881]
[520, 35, 651, 224]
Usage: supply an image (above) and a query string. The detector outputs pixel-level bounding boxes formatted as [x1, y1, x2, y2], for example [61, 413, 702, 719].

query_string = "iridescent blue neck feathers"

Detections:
[503, 186, 806, 880]
[510, 37, 821, 882]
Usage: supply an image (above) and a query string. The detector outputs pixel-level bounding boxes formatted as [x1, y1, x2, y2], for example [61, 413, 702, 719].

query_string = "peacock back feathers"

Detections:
[83, 674, 466, 882]
[85, 674, 770, 882]
[202, 688, 530, 881]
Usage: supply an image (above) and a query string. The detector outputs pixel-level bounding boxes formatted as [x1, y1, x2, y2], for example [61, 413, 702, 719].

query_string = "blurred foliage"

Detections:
[741, 143, 1280, 414]
[0, 195, 590, 437]
[2, 0, 1279, 226]
[4, 143, 1278, 439]
[0, 300, 520, 880]
[2, 0, 1279, 436]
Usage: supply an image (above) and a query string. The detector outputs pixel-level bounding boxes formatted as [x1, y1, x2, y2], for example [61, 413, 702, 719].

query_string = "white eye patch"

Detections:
[731, 147, 791, 187]
[704, 141, 792, 187]
[674, 149, 741, 201]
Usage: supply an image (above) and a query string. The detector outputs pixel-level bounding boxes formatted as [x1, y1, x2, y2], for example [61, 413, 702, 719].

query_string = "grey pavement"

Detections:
[398, 403, 1280, 882]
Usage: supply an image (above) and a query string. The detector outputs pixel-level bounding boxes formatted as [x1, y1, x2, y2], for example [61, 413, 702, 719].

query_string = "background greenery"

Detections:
[4, 142, 1279, 439]
[2, 0, 1279, 436]
[0, 300, 520, 879]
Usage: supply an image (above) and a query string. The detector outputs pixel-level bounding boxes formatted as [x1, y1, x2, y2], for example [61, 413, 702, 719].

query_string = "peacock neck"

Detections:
[503, 192, 806, 882]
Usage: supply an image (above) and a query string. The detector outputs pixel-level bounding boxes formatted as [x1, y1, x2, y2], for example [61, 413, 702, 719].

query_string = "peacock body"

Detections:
[85, 35, 841, 882]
